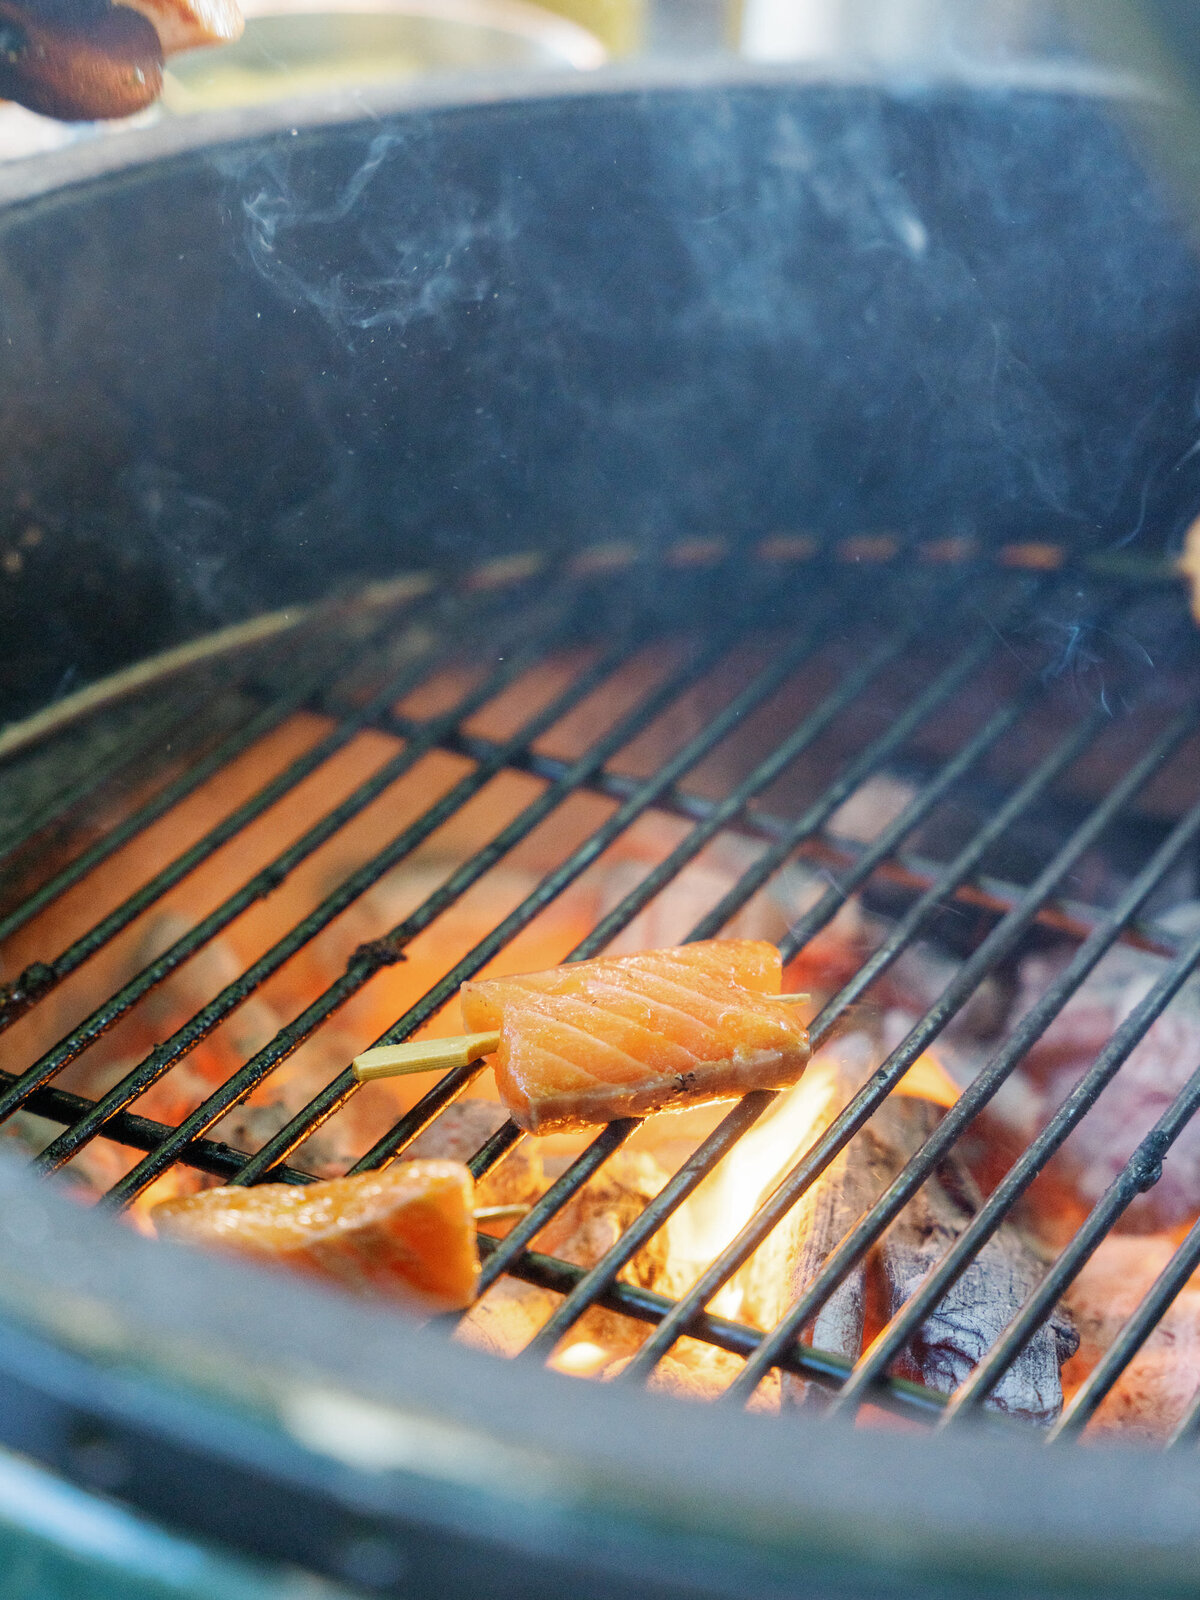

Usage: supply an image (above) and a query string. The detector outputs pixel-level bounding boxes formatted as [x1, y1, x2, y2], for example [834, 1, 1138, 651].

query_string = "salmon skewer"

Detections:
[151, 1160, 478, 1314]
[354, 939, 811, 1136]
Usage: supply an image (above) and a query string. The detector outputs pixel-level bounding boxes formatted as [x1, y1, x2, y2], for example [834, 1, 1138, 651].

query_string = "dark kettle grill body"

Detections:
[1, 73, 1199, 709]
[3, 71, 1200, 1599]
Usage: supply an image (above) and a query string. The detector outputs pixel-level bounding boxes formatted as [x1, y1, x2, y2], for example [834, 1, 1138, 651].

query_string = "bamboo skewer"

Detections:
[353, 1030, 500, 1081]
[351, 997, 810, 1083]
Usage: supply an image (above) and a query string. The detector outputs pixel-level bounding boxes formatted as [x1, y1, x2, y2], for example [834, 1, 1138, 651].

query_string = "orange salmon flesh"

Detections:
[151, 1159, 478, 1313]
[460, 939, 810, 1135]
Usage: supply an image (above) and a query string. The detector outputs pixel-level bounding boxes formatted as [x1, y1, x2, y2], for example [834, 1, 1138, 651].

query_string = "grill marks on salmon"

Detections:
[151, 1160, 478, 1314]
[459, 940, 810, 1135]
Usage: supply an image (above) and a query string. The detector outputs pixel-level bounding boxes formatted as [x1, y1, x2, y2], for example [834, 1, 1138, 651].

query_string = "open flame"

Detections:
[7, 645, 1191, 1437]
[666, 1056, 840, 1325]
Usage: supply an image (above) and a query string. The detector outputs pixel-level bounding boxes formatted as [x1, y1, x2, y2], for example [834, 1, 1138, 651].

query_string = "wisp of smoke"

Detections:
[215, 130, 514, 342]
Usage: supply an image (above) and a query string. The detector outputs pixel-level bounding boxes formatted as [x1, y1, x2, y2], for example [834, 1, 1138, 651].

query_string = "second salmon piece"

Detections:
[152, 1159, 478, 1313]
[460, 939, 810, 1135]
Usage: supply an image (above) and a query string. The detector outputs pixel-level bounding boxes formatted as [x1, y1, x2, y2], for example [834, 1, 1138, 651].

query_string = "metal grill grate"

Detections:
[2, 538, 1200, 1437]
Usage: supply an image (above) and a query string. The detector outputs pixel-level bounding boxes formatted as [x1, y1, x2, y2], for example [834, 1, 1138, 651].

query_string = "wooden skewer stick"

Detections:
[351, 995, 809, 1084]
[473, 1203, 530, 1221]
[352, 1030, 500, 1082]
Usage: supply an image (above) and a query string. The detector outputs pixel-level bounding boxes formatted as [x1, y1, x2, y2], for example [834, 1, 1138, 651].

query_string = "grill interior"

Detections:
[2, 534, 1199, 1442]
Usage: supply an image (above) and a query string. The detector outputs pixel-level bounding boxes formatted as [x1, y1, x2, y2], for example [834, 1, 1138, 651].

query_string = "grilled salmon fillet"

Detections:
[460, 939, 810, 1135]
[152, 1159, 478, 1313]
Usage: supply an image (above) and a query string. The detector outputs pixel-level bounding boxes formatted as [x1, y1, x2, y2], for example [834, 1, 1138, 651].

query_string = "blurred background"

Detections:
[0, 0, 1095, 158]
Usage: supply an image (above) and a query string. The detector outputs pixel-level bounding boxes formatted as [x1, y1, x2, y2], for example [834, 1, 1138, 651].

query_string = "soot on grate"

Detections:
[2, 538, 1200, 1444]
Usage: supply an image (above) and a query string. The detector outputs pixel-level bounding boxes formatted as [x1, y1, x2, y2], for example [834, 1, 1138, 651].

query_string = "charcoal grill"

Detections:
[6, 64, 1200, 1599]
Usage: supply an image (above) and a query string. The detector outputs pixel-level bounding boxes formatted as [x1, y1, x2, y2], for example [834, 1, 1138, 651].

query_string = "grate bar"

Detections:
[829, 768, 1200, 1417]
[721, 701, 1194, 1404]
[0, 588, 447, 950]
[393, 724, 1189, 967]
[0, 589, 450, 1029]
[1051, 1143, 1200, 1441]
[473, 1121, 633, 1298]
[601, 681, 1120, 1384]
[0, 585, 557, 1131]
[688, 579, 1136, 962]
[202, 613, 765, 1183]
[11, 558, 1198, 1433]
[33, 601, 583, 1176]
[577, 578, 984, 963]
[354, 719, 1183, 963]
[934, 923, 1200, 1426]
[344, 576, 977, 1192]
[0, 670, 329, 954]
[507, 609, 1025, 1358]
[475, 1235, 950, 1420]
[256, 573, 850, 1183]
[100, 631, 647, 1204]
[0, 684, 224, 872]
[614, 684, 1051, 1381]
[459, 585, 1016, 1318]
[0, 1066, 316, 1188]
[516, 1096, 777, 1360]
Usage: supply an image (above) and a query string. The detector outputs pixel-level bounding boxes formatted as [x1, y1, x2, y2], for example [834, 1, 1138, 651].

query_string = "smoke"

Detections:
[124, 462, 236, 619]
[216, 129, 517, 341]
[200, 85, 1200, 568]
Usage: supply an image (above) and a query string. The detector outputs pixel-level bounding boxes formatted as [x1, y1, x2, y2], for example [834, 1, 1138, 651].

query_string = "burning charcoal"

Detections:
[536, 1151, 669, 1288]
[456, 1276, 560, 1359]
[776, 1116, 871, 1412]
[406, 1098, 543, 1213]
[826, 774, 918, 846]
[606, 1344, 781, 1412]
[457, 1152, 675, 1364]
[672, 1035, 874, 1411]
[597, 821, 788, 956]
[873, 1095, 1077, 1423]
[135, 914, 281, 1072]
[210, 1030, 412, 1178]
[1014, 930, 1200, 1230]
[530, 1151, 672, 1357]
[1062, 1235, 1200, 1443]
[207, 1033, 367, 1177]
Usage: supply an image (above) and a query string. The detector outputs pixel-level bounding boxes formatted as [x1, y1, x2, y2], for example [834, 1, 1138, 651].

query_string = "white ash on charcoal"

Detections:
[757, 1038, 1077, 1422]
[1063, 1235, 1200, 1443]
[133, 914, 282, 1071]
[824, 774, 919, 850]
[207, 1028, 367, 1177]
[1004, 911, 1200, 1232]
[535, 1150, 670, 1295]
[873, 1092, 1078, 1422]
[881, 939, 1014, 1050]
